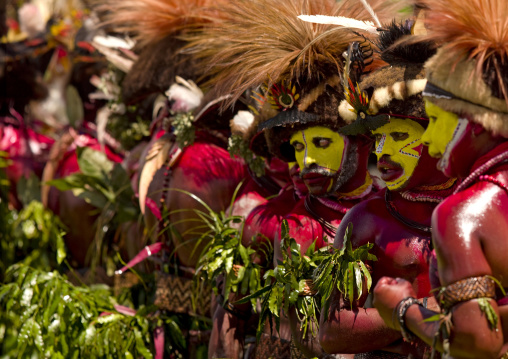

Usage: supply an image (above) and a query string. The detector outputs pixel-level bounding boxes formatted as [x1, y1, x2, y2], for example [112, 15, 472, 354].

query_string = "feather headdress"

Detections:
[338, 21, 435, 134]
[98, 0, 224, 103]
[421, 0, 508, 135]
[99, 0, 219, 47]
[182, 0, 404, 161]
[184, 0, 402, 109]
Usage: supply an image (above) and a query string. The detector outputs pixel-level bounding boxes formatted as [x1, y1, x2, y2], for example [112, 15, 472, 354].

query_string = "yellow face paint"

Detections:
[290, 126, 347, 173]
[422, 100, 469, 173]
[372, 118, 425, 190]
[290, 126, 348, 195]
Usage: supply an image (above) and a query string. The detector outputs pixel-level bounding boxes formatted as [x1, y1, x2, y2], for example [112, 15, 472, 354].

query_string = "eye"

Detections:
[312, 138, 331, 148]
[374, 133, 383, 142]
[429, 116, 437, 123]
[292, 141, 305, 152]
[390, 132, 409, 141]
[318, 139, 330, 147]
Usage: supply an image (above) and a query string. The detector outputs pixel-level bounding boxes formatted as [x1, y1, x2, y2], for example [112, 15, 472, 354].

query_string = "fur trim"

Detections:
[339, 100, 356, 123]
[370, 79, 426, 113]
[426, 96, 508, 137]
[421, 0, 508, 104]
[425, 50, 508, 116]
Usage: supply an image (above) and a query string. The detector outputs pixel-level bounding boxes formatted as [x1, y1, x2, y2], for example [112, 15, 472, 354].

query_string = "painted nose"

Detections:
[303, 154, 315, 167]
[377, 138, 395, 156]
[421, 128, 432, 146]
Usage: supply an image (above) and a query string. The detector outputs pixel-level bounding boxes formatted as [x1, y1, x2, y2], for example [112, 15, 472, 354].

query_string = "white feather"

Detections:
[165, 77, 204, 113]
[18, 4, 45, 39]
[297, 15, 378, 34]
[230, 110, 255, 136]
[358, 0, 382, 28]
[93, 35, 135, 50]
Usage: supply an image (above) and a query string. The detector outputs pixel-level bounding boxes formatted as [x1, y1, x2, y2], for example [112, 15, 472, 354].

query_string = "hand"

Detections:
[373, 277, 417, 331]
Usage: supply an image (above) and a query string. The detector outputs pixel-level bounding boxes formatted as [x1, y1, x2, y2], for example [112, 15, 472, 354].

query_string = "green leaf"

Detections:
[76, 147, 114, 180]
[56, 234, 66, 264]
[238, 244, 249, 265]
[422, 314, 444, 323]
[478, 297, 499, 329]
[134, 328, 153, 359]
[359, 261, 372, 292]
[347, 262, 355, 306]
[268, 287, 280, 317]
[354, 263, 363, 299]
[240, 267, 250, 295]
[97, 313, 123, 324]
[289, 290, 298, 303]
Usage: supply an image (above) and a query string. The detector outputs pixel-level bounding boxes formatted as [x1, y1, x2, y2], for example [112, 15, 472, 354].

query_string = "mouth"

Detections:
[302, 173, 332, 191]
[377, 159, 403, 182]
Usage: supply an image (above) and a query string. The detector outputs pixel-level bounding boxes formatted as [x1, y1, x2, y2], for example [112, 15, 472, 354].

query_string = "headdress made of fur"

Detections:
[184, 0, 403, 161]
[420, 0, 508, 136]
[338, 21, 436, 135]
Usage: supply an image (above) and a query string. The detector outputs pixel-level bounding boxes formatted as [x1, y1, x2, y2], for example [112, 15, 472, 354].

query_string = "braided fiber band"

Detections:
[439, 276, 496, 310]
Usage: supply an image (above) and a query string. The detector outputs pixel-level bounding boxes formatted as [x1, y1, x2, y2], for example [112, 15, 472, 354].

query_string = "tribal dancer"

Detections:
[319, 20, 457, 359]
[183, 0, 401, 357]
[373, 1, 508, 358]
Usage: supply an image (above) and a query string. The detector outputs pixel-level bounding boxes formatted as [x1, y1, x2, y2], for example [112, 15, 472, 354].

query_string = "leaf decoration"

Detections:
[243, 220, 330, 339]
[192, 183, 267, 311]
[313, 222, 377, 317]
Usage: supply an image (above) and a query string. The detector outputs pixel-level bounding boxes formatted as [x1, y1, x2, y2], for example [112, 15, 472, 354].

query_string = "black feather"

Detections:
[377, 20, 436, 65]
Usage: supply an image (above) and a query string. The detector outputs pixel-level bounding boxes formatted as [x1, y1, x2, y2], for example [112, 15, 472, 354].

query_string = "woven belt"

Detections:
[154, 273, 212, 317]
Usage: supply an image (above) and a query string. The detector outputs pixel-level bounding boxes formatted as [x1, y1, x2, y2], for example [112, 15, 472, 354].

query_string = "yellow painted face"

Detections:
[290, 126, 347, 173]
[422, 100, 469, 174]
[290, 126, 348, 195]
[371, 118, 425, 190]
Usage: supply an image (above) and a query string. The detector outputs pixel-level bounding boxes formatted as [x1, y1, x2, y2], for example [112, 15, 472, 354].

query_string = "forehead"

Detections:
[371, 118, 425, 135]
[290, 126, 340, 141]
[424, 99, 458, 119]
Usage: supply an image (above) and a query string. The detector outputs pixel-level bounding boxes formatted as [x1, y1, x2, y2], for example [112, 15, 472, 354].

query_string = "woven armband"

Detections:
[439, 276, 496, 310]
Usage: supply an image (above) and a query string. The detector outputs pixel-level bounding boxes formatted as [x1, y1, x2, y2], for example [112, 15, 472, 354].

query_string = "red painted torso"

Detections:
[336, 188, 435, 298]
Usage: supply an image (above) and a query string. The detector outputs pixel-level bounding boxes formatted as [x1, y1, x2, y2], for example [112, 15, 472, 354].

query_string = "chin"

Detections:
[306, 186, 330, 197]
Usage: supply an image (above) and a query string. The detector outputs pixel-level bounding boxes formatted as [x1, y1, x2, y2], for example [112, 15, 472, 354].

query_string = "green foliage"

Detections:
[192, 183, 266, 309]
[0, 200, 67, 280]
[107, 108, 151, 151]
[0, 264, 154, 358]
[171, 111, 196, 148]
[46, 147, 140, 270]
[313, 223, 377, 317]
[228, 134, 265, 177]
[238, 220, 329, 339]
[47, 147, 138, 223]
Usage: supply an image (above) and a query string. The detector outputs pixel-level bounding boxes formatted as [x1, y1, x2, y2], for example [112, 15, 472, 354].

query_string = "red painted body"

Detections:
[320, 148, 452, 357]
[373, 136, 508, 358]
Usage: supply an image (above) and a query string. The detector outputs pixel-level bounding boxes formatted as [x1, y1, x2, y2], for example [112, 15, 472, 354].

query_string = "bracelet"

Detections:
[396, 297, 420, 342]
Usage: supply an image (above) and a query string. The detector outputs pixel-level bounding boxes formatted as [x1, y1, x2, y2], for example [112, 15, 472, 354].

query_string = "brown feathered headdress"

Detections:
[99, 0, 219, 47]
[184, 0, 402, 161]
[421, 0, 508, 136]
[98, 0, 223, 103]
